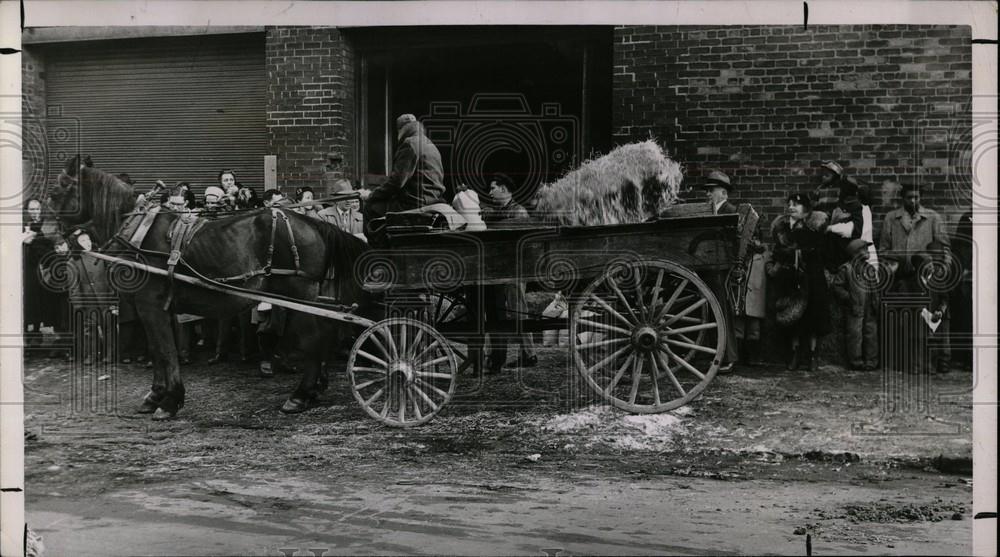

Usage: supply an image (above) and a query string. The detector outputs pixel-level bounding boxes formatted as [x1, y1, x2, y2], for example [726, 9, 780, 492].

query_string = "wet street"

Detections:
[30, 468, 972, 556]
[22, 349, 974, 555]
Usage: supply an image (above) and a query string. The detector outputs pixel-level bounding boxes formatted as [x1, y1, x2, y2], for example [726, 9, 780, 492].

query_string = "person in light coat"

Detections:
[736, 241, 768, 367]
[319, 179, 365, 237]
[318, 179, 366, 300]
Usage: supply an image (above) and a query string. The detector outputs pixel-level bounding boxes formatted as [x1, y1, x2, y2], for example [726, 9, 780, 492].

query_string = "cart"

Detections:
[85, 203, 752, 427]
[347, 203, 753, 427]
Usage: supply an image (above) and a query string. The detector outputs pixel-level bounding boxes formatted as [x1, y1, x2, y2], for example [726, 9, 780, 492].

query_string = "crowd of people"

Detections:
[707, 161, 972, 375]
[22, 113, 974, 379]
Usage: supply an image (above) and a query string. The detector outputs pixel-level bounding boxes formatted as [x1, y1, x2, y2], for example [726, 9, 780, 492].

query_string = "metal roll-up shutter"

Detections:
[44, 33, 266, 198]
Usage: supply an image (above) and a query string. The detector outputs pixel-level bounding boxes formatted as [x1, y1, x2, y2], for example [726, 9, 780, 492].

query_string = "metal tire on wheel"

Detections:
[348, 317, 458, 427]
[569, 259, 726, 413]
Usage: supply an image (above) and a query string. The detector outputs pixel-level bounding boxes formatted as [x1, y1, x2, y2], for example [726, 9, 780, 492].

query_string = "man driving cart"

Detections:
[359, 113, 447, 239]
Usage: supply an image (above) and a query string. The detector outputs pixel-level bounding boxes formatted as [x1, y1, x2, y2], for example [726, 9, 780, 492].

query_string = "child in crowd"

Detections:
[830, 239, 879, 371]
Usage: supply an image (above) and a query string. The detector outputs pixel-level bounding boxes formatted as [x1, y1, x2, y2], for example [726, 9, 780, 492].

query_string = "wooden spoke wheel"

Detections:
[569, 260, 726, 413]
[387, 292, 473, 372]
[348, 318, 458, 427]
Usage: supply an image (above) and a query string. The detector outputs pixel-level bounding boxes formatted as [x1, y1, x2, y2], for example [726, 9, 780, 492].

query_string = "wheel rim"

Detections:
[570, 260, 725, 413]
[348, 317, 458, 427]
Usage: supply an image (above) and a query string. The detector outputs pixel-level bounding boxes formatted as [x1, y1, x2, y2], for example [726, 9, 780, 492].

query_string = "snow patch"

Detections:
[544, 406, 618, 433]
[621, 413, 683, 436]
[672, 405, 695, 416]
[542, 405, 690, 451]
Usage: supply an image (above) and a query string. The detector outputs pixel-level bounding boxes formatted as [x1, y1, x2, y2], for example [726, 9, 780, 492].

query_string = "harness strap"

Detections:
[264, 208, 280, 276]
[128, 205, 161, 249]
[277, 210, 302, 273]
[163, 213, 206, 311]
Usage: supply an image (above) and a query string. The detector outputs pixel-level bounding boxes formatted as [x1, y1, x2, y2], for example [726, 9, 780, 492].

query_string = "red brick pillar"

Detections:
[265, 27, 356, 193]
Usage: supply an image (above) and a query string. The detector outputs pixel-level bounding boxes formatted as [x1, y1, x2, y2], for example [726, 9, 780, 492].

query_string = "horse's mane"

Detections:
[302, 216, 372, 306]
[81, 166, 136, 244]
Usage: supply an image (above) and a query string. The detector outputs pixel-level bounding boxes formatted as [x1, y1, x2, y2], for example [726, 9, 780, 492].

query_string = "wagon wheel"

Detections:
[388, 292, 473, 372]
[569, 260, 726, 413]
[348, 317, 458, 427]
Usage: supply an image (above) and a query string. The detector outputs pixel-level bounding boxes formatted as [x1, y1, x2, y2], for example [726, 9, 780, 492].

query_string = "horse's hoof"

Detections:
[152, 407, 176, 421]
[280, 398, 310, 414]
[259, 361, 274, 377]
[137, 400, 158, 414]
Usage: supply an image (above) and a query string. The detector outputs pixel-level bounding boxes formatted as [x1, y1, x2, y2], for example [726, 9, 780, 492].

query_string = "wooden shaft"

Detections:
[82, 250, 376, 329]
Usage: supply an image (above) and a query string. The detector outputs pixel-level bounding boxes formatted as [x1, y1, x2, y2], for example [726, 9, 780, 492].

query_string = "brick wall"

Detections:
[612, 25, 973, 232]
[265, 27, 356, 193]
[613, 25, 973, 365]
[21, 47, 48, 201]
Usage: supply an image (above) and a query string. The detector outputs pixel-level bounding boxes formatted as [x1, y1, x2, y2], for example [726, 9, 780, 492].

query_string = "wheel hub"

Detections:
[389, 360, 415, 384]
[632, 325, 659, 352]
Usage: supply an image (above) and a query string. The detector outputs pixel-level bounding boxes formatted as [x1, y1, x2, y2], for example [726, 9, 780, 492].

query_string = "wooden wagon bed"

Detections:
[365, 210, 740, 291]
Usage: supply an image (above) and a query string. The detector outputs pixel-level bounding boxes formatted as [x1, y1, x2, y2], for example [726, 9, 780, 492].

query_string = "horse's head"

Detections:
[49, 154, 94, 225]
[50, 154, 135, 245]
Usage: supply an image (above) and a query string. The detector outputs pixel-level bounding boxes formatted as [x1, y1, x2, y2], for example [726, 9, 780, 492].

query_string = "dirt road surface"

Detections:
[22, 347, 973, 555]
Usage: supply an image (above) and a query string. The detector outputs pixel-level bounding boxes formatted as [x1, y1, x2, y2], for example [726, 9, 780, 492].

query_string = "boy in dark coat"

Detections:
[830, 239, 879, 371]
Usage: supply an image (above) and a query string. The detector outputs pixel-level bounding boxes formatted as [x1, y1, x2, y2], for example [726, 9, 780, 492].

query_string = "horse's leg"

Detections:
[135, 301, 185, 419]
[134, 301, 172, 413]
[154, 311, 186, 419]
[279, 312, 326, 414]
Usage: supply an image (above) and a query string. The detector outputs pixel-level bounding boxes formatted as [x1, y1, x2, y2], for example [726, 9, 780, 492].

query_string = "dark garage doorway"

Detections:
[41, 33, 266, 197]
[352, 27, 612, 204]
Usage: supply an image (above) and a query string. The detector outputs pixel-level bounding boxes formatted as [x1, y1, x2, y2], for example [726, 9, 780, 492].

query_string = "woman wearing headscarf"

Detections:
[768, 192, 832, 371]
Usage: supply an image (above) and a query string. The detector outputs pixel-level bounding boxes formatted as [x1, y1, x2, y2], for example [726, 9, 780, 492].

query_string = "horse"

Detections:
[49, 155, 374, 419]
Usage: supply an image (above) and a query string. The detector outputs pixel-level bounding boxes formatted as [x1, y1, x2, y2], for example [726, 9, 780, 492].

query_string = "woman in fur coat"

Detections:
[769, 192, 832, 371]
